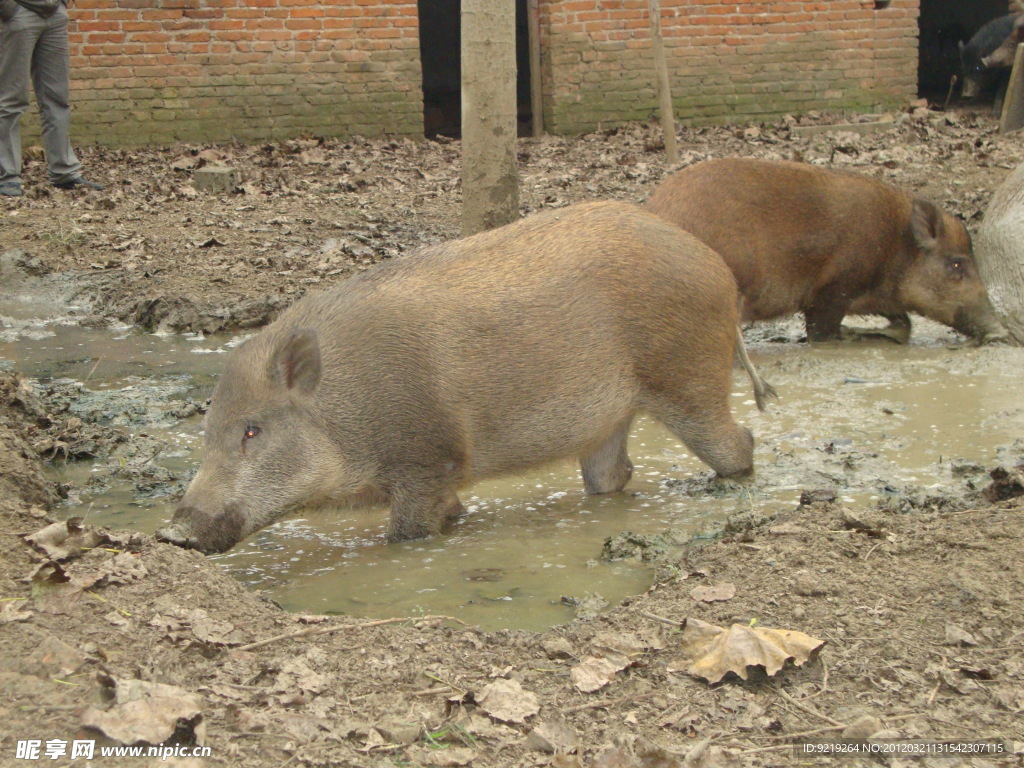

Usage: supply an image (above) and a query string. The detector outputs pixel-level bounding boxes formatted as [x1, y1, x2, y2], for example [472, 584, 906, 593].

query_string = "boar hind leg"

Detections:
[387, 480, 466, 542]
[581, 417, 634, 494]
[647, 395, 754, 479]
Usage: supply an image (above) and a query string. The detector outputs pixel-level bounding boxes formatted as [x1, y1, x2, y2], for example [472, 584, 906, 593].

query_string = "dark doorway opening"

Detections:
[417, 0, 533, 138]
[918, 0, 1013, 103]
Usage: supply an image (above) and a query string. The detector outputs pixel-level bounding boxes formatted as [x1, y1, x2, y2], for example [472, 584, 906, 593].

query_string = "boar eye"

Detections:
[950, 259, 965, 278]
[243, 425, 261, 442]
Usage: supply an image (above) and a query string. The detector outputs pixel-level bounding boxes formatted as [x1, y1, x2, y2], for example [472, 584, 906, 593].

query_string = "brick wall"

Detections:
[59, 0, 423, 145]
[538, 0, 922, 134]
[21, 0, 927, 145]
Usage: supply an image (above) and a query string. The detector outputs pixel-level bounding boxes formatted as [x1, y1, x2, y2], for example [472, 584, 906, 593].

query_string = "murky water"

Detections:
[3, 316, 1022, 630]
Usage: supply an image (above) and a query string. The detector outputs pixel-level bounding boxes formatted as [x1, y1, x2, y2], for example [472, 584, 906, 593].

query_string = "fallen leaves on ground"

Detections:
[82, 674, 205, 746]
[671, 618, 825, 684]
[689, 583, 736, 603]
[571, 631, 661, 693]
[23, 518, 106, 561]
[475, 678, 539, 723]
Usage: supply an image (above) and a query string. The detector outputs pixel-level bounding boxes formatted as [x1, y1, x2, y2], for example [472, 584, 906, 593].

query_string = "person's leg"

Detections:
[0, 6, 43, 191]
[32, 4, 82, 185]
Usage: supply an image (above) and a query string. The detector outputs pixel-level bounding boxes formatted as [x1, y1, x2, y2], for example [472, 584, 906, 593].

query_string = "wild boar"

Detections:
[644, 158, 1007, 344]
[157, 201, 769, 554]
[980, 12, 1024, 71]
[976, 161, 1024, 346]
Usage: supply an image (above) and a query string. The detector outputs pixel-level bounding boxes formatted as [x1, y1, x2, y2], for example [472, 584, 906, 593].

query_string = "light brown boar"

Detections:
[976, 161, 1024, 345]
[157, 201, 768, 554]
[644, 158, 1007, 343]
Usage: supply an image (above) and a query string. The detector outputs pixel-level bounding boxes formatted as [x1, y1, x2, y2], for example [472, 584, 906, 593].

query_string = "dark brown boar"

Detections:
[981, 13, 1024, 69]
[644, 158, 1007, 343]
[157, 201, 767, 554]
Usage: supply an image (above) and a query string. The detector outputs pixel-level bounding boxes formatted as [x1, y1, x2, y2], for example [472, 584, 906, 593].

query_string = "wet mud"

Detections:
[5, 300, 1023, 634]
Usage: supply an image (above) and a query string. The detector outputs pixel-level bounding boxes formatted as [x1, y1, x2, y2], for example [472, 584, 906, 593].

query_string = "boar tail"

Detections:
[735, 326, 778, 412]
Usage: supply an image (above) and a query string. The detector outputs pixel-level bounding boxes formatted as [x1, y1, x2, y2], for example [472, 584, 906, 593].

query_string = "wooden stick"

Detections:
[640, 610, 682, 627]
[999, 43, 1024, 134]
[648, 0, 679, 163]
[528, 0, 544, 137]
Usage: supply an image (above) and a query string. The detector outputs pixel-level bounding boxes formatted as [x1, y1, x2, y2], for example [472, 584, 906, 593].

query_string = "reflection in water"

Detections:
[3, 321, 1023, 630]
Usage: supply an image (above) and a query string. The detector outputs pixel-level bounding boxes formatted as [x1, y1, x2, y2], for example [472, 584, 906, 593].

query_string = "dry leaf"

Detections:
[677, 618, 824, 683]
[23, 635, 86, 678]
[592, 631, 650, 658]
[571, 656, 626, 693]
[82, 676, 204, 745]
[170, 156, 200, 171]
[23, 519, 105, 561]
[0, 600, 31, 624]
[689, 583, 736, 603]
[275, 658, 328, 696]
[27, 560, 99, 613]
[944, 623, 978, 646]
[475, 678, 539, 723]
[526, 716, 578, 753]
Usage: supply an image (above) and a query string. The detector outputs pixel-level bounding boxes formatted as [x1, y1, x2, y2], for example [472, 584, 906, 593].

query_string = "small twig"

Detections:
[640, 611, 682, 627]
[236, 614, 468, 653]
[83, 357, 103, 386]
[563, 690, 659, 714]
[863, 541, 884, 561]
[944, 75, 958, 111]
[424, 672, 468, 694]
[778, 689, 846, 728]
[140, 446, 165, 466]
[926, 681, 941, 706]
[409, 686, 456, 697]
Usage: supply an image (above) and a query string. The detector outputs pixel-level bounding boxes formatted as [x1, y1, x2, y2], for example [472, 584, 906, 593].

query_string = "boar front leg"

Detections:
[387, 476, 466, 542]
[580, 416, 634, 494]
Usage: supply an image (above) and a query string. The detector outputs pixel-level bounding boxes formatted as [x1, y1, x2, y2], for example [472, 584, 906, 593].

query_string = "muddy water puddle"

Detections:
[3, 319, 1023, 630]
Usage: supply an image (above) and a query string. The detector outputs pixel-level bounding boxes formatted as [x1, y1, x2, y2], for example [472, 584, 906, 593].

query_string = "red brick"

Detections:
[61, 0, 918, 146]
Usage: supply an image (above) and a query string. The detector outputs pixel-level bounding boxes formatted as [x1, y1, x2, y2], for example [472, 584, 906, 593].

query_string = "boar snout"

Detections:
[954, 307, 1010, 345]
[155, 522, 204, 552]
[156, 504, 247, 555]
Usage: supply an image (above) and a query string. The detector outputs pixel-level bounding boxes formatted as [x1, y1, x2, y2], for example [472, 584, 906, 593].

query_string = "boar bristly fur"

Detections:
[644, 158, 1007, 343]
[158, 202, 763, 554]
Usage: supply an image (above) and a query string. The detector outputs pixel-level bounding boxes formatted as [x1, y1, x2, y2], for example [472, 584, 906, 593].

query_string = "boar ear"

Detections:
[269, 329, 321, 396]
[910, 198, 944, 251]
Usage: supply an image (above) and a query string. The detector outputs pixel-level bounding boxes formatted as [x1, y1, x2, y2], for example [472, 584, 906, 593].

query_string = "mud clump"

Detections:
[601, 531, 682, 562]
[984, 464, 1024, 502]
[0, 373, 57, 508]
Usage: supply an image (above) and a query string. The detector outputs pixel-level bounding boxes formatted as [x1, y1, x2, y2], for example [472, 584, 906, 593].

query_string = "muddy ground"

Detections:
[1, 108, 1024, 767]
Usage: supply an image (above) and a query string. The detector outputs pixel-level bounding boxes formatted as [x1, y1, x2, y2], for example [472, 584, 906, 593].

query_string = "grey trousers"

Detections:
[0, 1, 81, 186]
